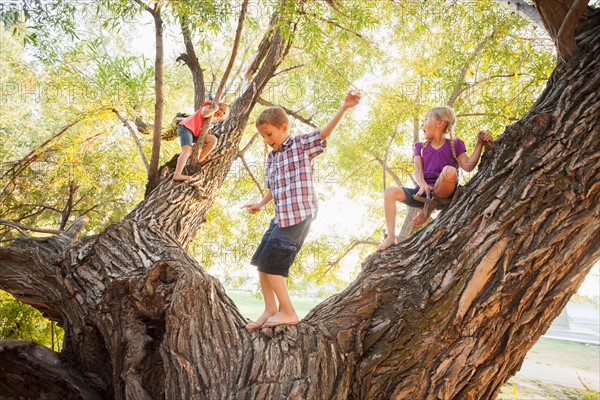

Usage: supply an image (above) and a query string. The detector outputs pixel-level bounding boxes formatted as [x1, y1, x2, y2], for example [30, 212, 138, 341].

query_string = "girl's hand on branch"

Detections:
[477, 130, 493, 150]
[416, 185, 434, 197]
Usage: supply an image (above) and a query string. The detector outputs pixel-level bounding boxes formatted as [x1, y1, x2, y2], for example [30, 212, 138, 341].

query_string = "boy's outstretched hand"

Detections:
[343, 90, 362, 109]
[242, 203, 262, 214]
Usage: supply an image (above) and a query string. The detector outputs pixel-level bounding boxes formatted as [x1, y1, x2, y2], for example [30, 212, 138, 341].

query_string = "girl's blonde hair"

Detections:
[425, 106, 456, 134]
[422, 106, 458, 161]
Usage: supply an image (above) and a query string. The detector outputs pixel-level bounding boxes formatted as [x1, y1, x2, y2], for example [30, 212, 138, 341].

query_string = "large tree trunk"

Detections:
[1, 3, 599, 400]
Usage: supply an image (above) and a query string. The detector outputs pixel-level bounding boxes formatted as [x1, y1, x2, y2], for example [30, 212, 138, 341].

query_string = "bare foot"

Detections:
[263, 311, 299, 328]
[411, 203, 434, 227]
[245, 310, 276, 331]
[378, 236, 396, 251]
[173, 174, 192, 182]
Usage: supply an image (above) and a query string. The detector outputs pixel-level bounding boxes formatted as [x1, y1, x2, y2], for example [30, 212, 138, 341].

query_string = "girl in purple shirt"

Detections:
[378, 106, 493, 250]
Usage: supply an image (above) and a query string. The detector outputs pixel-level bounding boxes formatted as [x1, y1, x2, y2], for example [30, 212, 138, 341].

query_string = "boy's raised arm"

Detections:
[320, 90, 362, 140]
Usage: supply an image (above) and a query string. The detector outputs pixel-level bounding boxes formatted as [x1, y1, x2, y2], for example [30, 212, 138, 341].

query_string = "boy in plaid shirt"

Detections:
[243, 91, 362, 330]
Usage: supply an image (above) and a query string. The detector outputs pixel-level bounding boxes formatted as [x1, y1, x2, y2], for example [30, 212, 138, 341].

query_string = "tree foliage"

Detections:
[0, 0, 577, 349]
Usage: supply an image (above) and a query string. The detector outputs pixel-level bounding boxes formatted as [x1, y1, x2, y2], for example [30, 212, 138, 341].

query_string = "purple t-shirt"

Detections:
[414, 139, 467, 187]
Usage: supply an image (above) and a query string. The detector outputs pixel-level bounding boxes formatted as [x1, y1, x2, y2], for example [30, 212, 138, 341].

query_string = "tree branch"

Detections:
[113, 109, 150, 172]
[447, 34, 493, 107]
[0, 340, 102, 400]
[382, 128, 399, 191]
[373, 158, 406, 188]
[257, 97, 318, 128]
[298, 9, 371, 46]
[192, 0, 250, 165]
[239, 131, 260, 155]
[321, 239, 378, 276]
[1, 119, 81, 193]
[273, 64, 304, 77]
[557, 0, 589, 61]
[178, 14, 205, 110]
[238, 154, 264, 196]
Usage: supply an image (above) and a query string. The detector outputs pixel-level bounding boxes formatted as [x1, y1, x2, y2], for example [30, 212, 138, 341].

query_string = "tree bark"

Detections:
[1, 4, 599, 400]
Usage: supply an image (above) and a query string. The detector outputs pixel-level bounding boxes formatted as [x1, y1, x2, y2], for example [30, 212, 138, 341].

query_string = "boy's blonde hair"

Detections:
[426, 106, 456, 134]
[423, 106, 459, 161]
[256, 106, 288, 128]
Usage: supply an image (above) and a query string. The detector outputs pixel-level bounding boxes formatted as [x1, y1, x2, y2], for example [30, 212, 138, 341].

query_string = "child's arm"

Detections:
[414, 155, 434, 196]
[457, 131, 493, 172]
[242, 191, 273, 214]
[320, 90, 362, 140]
[201, 104, 221, 118]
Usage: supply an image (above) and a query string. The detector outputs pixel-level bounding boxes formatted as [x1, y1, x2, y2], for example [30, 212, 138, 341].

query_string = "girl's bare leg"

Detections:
[198, 134, 217, 162]
[378, 187, 407, 250]
[173, 145, 193, 181]
[434, 166, 458, 199]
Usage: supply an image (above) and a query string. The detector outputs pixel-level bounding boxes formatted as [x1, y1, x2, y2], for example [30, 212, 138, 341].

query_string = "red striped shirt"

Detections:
[265, 131, 326, 227]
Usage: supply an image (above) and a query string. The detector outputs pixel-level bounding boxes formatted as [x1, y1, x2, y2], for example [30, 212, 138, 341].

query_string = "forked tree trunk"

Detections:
[1, 4, 599, 400]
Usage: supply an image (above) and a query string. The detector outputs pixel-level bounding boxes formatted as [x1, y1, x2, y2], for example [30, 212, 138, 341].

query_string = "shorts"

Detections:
[250, 216, 312, 277]
[400, 185, 458, 208]
[178, 125, 197, 147]
[400, 187, 427, 208]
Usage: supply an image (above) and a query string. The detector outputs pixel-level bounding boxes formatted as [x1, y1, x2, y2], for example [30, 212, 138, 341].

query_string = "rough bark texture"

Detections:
[1, 3, 599, 400]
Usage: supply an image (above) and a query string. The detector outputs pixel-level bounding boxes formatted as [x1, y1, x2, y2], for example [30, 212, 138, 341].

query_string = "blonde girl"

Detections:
[378, 106, 493, 250]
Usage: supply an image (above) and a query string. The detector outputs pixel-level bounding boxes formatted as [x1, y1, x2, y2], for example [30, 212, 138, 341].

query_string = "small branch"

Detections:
[273, 64, 304, 77]
[382, 128, 399, 191]
[373, 158, 404, 188]
[0, 219, 62, 235]
[257, 97, 318, 128]
[448, 34, 493, 107]
[322, 239, 378, 276]
[238, 154, 264, 197]
[239, 132, 260, 155]
[113, 109, 150, 172]
[1, 120, 81, 181]
[193, 0, 250, 162]
[299, 10, 371, 46]
[59, 182, 78, 230]
[61, 216, 89, 240]
[133, 0, 153, 14]
[179, 14, 205, 110]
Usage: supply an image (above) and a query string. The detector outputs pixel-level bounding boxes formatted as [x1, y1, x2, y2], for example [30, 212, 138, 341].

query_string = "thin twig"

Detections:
[238, 154, 264, 196]
[194, 0, 250, 160]
[273, 64, 304, 77]
[382, 127, 399, 191]
[113, 109, 150, 172]
[240, 132, 260, 155]
[322, 239, 378, 275]
[257, 97, 318, 129]
[0, 219, 62, 235]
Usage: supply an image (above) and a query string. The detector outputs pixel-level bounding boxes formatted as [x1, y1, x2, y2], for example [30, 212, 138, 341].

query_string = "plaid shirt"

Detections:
[265, 130, 326, 227]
